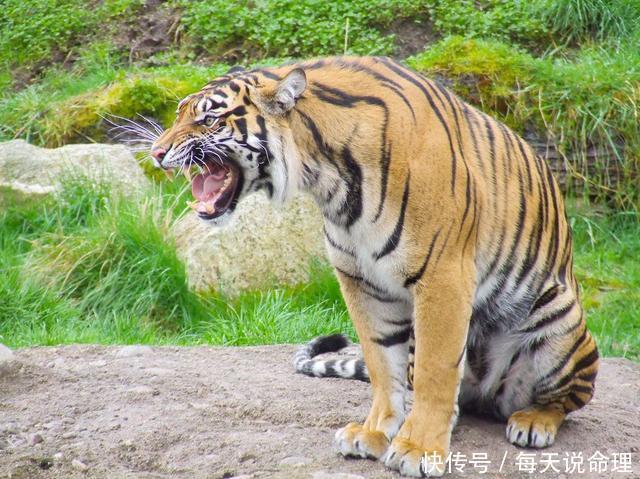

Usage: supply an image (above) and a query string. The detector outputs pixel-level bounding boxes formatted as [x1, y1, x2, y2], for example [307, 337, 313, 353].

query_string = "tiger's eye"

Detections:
[204, 116, 216, 127]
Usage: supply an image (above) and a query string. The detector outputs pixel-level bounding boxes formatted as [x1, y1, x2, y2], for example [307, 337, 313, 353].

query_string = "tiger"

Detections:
[150, 56, 599, 477]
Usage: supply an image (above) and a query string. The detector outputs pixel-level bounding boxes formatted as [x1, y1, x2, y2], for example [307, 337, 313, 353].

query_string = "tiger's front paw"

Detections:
[334, 422, 390, 459]
[383, 437, 447, 477]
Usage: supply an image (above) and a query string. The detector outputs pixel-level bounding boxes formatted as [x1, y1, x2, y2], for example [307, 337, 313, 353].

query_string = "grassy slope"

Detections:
[0, 0, 638, 356]
[1, 1, 638, 207]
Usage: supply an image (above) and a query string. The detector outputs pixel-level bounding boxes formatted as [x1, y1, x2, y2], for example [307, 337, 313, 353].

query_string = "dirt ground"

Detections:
[1, 344, 638, 479]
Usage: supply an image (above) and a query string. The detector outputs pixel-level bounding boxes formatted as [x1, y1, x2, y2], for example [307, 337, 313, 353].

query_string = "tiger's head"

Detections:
[151, 67, 307, 225]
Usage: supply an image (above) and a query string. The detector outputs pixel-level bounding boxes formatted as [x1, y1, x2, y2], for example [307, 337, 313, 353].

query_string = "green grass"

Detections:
[1, 0, 639, 212]
[0, 177, 353, 348]
[0, 57, 231, 146]
[570, 205, 640, 360]
[0, 0, 638, 357]
[0, 178, 637, 360]
[531, 0, 640, 45]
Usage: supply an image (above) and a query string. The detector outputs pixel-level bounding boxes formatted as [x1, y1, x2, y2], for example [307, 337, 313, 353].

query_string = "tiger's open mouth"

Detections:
[184, 155, 242, 219]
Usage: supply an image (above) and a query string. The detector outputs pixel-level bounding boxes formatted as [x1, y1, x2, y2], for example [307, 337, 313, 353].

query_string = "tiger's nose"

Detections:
[151, 147, 167, 162]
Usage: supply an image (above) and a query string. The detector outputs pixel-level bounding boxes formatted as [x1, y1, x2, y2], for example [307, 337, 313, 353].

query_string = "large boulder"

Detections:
[0, 139, 149, 196]
[172, 192, 327, 294]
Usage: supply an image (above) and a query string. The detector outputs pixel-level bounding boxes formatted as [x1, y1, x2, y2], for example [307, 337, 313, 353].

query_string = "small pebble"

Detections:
[53, 452, 64, 461]
[62, 432, 77, 440]
[115, 345, 152, 358]
[0, 343, 14, 362]
[238, 451, 257, 463]
[279, 456, 311, 467]
[125, 385, 154, 395]
[30, 433, 44, 446]
[311, 473, 365, 479]
[0, 344, 16, 376]
[42, 421, 61, 430]
[46, 358, 66, 369]
[72, 459, 89, 471]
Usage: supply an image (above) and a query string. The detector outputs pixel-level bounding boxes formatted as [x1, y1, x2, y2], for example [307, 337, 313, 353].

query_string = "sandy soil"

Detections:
[1, 345, 638, 479]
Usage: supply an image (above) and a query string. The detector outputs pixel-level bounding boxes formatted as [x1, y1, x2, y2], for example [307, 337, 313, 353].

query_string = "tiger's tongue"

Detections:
[191, 165, 228, 202]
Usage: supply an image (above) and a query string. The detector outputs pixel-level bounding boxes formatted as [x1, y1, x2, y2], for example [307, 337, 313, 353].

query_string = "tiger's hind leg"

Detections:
[505, 293, 599, 448]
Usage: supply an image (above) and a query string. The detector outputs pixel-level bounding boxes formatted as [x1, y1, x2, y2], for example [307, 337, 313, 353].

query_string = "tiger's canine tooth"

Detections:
[183, 166, 192, 182]
[163, 169, 174, 180]
[205, 202, 216, 214]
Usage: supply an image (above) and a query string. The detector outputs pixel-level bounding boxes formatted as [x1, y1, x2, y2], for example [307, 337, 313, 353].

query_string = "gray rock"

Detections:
[172, 192, 326, 294]
[0, 344, 17, 377]
[42, 421, 62, 430]
[46, 358, 67, 369]
[0, 422, 18, 434]
[0, 139, 149, 198]
[115, 345, 153, 358]
[30, 433, 44, 445]
[0, 344, 13, 362]
[71, 459, 89, 471]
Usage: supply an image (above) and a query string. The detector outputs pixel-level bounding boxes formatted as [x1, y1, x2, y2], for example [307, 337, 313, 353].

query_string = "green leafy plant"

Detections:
[409, 37, 640, 209]
[175, 0, 423, 58]
[0, 0, 143, 69]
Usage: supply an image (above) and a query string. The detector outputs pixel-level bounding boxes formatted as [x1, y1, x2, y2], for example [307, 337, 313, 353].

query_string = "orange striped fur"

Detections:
[152, 57, 599, 477]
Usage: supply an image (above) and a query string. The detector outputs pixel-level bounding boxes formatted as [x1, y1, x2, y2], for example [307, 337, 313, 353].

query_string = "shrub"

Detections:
[174, 0, 426, 58]
[0, 0, 143, 68]
[425, 0, 548, 47]
[0, 0, 92, 66]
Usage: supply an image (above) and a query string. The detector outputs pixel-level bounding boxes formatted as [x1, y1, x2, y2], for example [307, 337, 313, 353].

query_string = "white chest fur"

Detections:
[323, 220, 413, 305]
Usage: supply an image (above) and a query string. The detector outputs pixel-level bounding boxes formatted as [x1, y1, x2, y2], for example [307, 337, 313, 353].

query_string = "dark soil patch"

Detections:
[112, 0, 181, 66]
[389, 18, 437, 59]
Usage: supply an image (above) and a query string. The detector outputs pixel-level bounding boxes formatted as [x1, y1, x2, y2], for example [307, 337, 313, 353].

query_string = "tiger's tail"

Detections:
[293, 334, 369, 382]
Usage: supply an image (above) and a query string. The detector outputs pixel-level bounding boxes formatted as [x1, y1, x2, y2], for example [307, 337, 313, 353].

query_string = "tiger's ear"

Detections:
[270, 68, 307, 114]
